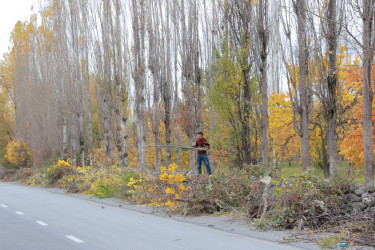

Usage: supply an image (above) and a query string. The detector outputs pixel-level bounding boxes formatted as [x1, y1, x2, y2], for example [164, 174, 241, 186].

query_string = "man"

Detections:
[194, 131, 212, 175]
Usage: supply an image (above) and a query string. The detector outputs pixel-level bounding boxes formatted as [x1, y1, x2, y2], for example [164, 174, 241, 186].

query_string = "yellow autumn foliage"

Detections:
[146, 163, 191, 208]
[5, 139, 33, 168]
[165, 187, 175, 195]
[268, 92, 299, 162]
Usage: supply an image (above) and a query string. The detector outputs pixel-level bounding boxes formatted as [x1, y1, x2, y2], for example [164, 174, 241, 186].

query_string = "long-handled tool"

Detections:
[144, 144, 209, 152]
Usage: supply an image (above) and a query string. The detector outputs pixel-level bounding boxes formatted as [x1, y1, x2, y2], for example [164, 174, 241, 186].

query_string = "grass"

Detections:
[281, 162, 323, 178]
[280, 161, 366, 183]
[212, 160, 366, 184]
[91, 182, 119, 198]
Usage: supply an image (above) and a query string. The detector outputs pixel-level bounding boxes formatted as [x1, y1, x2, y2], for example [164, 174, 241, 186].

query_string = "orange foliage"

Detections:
[339, 60, 375, 167]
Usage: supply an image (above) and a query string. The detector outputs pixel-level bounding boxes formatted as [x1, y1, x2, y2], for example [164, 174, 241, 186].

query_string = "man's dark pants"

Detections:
[197, 153, 212, 175]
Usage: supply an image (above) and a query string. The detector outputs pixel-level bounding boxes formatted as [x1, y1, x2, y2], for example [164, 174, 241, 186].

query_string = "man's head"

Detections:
[196, 131, 203, 139]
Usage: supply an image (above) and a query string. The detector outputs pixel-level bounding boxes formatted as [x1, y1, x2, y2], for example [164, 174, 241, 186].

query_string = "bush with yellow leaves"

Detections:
[88, 166, 123, 198]
[43, 159, 73, 185]
[4, 139, 33, 169]
[123, 171, 149, 202]
[147, 163, 191, 207]
[62, 164, 125, 199]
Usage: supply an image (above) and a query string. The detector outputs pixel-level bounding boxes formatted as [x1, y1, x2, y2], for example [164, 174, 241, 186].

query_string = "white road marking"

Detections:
[66, 235, 84, 243]
[36, 220, 48, 226]
[0, 204, 7, 208]
[15, 211, 24, 215]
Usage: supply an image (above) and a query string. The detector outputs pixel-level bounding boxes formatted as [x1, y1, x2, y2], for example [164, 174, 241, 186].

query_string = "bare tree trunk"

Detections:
[180, 0, 196, 171]
[79, 112, 85, 166]
[175, 124, 180, 168]
[189, 134, 196, 170]
[113, 0, 124, 167]
[209, 105, 215, 171]
[123, 114, 129, 167]
[84, 50, 92, 166]
[322, 134, 330, 178]
[63, 114, 68, 160]
[87, 84, 93, 166]
[164, 98, 172, 168]
[108, 109, 115, 162]
[81, 0, 93, 166]
[71, 118, 77, 167]
[326, 0, 339, 178]
[151, 86, 161, 170]
[120, 0, 129, 168]
[164, 0, 172, 167]
[149, 3, 161, 169]
[242, 68, 252, 165]
[208, 0, 216, 172]
[132, 0, 146, 170]
[140, 118, 147, 169]
[362, 0, 374, 184]
[172, 0, 180, 169]
[103, 98, 110, 164]
[295, 0, 311, 172]
[101, 0, 115, 164]
[154, 123, 161, 169]
[260, 57, 269, 165]
[241, 4, 252, 164]
[258, 0, 269, 165]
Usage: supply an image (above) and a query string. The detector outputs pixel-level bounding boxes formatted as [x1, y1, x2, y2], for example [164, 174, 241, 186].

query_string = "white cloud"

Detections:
[0, 0, 34, 56]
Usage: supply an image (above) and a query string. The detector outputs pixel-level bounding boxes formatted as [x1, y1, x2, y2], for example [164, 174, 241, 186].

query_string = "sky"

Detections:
[0, 0, 34, 56]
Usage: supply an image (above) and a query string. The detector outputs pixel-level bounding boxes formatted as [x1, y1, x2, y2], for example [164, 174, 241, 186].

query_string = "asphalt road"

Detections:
[0, 182, 299, 250]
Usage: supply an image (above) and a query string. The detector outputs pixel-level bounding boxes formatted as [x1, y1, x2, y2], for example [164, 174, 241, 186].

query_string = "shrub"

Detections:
[124, 171, 146, 201]
[43, 159, 73, 186]
[92, 182, 119, 198]
[4, 139, 33, 169]
[152, 163, 190, 207]
[61, 164, 125, 198]
[87, 167, 123, 198]
[123, 171, 142, 184]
